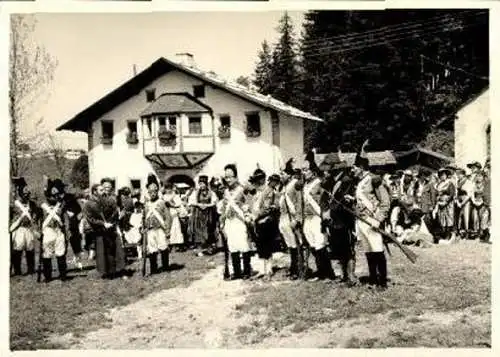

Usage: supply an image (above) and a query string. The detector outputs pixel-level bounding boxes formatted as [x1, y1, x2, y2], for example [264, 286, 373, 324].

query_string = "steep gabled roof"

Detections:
[140, 92, 211, 118]
[57, 56, 324, 132]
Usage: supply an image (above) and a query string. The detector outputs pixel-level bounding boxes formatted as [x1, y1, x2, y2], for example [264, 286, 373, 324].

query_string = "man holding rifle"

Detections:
[353, 140, 391, 290]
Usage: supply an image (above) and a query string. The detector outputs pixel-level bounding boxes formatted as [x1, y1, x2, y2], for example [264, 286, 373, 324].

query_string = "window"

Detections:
[220, 115, 231, 128]
[146, 89, 156, 102]
[101, 121, 114, 144]
[193, 85, 205, 98]
[168, 116, 177, 130]
[127, 121, 138, 144]
[127, 121, 138, 134]
[486, 124, 491, 157]
[188, 116, 202, 134]
[245, 112, 261, 137]
[158, 116, 166, 128]
[130, 179, 141, 190]
[144, 118, 152, 138]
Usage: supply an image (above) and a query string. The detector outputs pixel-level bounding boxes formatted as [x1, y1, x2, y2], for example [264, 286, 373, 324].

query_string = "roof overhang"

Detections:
[57, 57, 324, 133]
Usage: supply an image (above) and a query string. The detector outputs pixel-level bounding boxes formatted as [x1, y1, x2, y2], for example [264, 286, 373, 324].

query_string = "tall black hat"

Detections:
[12, 177, 27, 190]
[304, 150, 320, 175]
[354, 139, 370, 169]
[198, 175, 209, 184]
[283, 158, 295, 175]
[146, 173, 159, 188]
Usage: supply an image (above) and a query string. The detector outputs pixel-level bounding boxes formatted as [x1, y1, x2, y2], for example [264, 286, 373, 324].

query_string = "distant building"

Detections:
[56, 53, 322, 191]
[454, 87, 490, 169]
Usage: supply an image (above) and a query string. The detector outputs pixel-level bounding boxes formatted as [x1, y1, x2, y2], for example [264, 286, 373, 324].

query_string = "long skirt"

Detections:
[254, 217, 279, 259]
[224, 217, 252, 253]
[95, 230, 126, 277]
[170, 215, 184, 245]
[190, 206, 217, 247]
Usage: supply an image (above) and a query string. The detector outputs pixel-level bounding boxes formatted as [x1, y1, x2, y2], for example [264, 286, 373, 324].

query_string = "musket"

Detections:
[141, 205, 148, 277]
[297, 174, 310, 280]
[217, 219, 231, 280]
[320, 187, 418, 264]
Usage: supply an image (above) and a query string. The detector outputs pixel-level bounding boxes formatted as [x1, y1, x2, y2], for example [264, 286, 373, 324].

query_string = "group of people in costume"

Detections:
[9, 141, 490, 290]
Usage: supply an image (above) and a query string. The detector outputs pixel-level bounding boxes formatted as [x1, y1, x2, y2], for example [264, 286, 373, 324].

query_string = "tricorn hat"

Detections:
[467, 161, 482, 170]
[268, 174, 281, 183]
[12, 176, 27, 190]
[198, 175, 208, 184]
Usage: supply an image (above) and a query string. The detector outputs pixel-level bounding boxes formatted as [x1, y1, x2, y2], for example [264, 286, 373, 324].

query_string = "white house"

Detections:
[454, 87, 490, 169]
[57, 53, 323, 191]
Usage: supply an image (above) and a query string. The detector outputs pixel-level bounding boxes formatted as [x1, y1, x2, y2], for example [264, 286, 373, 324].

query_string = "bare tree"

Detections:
[10, 14, 57, 177]
[46, 134, 70, 179]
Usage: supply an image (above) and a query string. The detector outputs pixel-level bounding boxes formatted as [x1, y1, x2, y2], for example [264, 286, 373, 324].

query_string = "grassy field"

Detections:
[10, 249, 216, 350]
[234, 240, 491, 348]
[10, 240, 491, 349]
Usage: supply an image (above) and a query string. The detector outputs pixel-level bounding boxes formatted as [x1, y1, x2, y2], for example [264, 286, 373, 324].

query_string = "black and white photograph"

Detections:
[8, 8, 491, 350]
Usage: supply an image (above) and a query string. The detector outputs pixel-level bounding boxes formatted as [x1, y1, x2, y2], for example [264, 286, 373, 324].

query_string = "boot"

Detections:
[231, 252, 242, 280]
[149, 253, 159, 274]
[43, 258, 53, 283]
[365, 253, 377, 285]
[57, 256, 68, 281]
[289, 248, 299, 279]
[160, 249, 170, 272]
[11, 250, 23, 276]
[319, 248, 336, 280]
[374, 252, 388, 289]
[345, 259, 357, 286]
[312, 249, 323, 280]
[26, 250, 36, 275]
[242, 252, 252, 279]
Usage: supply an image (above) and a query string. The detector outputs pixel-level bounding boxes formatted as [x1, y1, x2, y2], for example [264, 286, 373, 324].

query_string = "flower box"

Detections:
[158, 127, 177, 146]
[218, 126, 231, 139]
[246, 130, 260, 138]
[101, 137, 113, 145]
[126, 132, 139, 145]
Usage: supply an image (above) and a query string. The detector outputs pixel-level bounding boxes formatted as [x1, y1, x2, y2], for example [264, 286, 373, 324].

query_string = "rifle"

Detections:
[321, 188, 418, 263]
[297, 175, 310, 280]
[217, 220, 230, 280]
[141, 205, 148, 277]
[283, 181, 306, 279]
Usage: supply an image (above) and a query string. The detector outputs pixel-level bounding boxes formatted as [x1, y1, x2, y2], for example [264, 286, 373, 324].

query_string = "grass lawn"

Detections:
[235, 240, 491, 348]
[10, 249, 217, 351]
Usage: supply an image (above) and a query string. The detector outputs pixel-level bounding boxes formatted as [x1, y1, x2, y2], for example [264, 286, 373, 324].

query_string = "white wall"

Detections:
[454, 89, 490, 169]
[88, 68, 306, 188]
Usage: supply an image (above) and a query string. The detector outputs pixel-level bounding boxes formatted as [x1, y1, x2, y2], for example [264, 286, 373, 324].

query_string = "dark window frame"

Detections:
[193, 85, 205, 98]
[101, 121, 114, 139]
[245, 111, 261, 137]
[146, 88, 156, 102]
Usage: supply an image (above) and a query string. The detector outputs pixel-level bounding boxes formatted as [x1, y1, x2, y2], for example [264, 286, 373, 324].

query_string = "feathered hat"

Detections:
[45, 178, 64, 197]
[268, 174, 281, 183]
[250, 164, 266, 183]
[304, 150, 320, 175]
[146, 173, 159, 188]
[12, 177, 27, 190]
[283, 158, 295, 176]
[354, 139, 370, 169]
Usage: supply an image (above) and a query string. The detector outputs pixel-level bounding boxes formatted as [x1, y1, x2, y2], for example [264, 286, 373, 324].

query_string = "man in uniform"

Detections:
[144, 174, 173, 274]
[40, 178, 69, 282]
[301, 153, 336, 281]
[279, 159, 303, 280]
[220, 164, 254, 280]
[353, 142, 391, 289]
[59, 186, 85, 269]
[10, 177, 41, 276]
[323, 161, 358, 286]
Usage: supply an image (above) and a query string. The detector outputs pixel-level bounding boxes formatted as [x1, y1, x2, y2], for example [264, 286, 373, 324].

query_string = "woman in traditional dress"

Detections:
[432, 167, 456, 243]
[163, 183, 185, 251]
[188, 176, 218, 256]
[470, 173, 490, 241]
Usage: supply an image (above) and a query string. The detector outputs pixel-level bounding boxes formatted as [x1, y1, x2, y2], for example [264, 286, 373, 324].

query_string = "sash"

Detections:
[303, 178, 321, 216]
[9, 200, 34, 233]
[146, 201, 167, 230]
[356, 173, 375, 214]
[41, 202, 63, 230]
[224, 186, 245, 221]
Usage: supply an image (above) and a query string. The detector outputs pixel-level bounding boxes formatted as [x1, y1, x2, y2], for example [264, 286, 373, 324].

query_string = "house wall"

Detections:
[88, 69, 305, 189]
[454, 89, 490, 169]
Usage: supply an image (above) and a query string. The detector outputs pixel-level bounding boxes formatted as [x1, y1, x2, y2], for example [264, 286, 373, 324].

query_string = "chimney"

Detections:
[133, 64, 137, 76]
[175, 52, 195, 67]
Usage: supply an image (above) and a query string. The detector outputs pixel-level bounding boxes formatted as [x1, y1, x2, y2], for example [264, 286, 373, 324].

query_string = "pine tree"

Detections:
[253, 40, 273, 95]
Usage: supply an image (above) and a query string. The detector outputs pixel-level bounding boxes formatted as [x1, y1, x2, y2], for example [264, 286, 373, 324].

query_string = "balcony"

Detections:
[140, 92, 215, 169]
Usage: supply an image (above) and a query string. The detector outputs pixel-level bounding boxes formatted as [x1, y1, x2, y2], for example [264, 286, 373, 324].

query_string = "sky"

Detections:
[23, 11, 306, 150]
